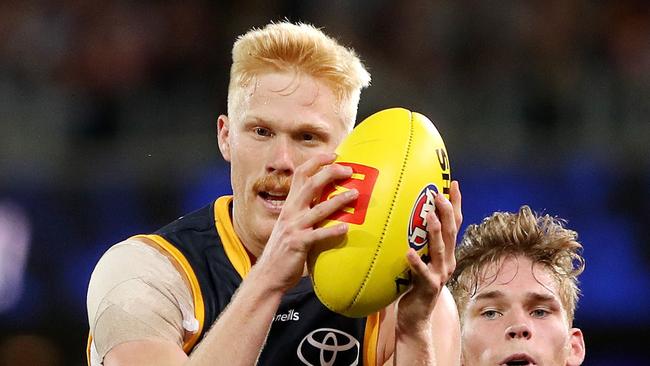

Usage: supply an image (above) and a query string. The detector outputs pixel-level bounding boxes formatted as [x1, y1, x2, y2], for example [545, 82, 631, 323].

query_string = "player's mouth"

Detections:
[253, 174, 292, 214]
[500, 354, 536, 366]
[258, 191, 288, 213]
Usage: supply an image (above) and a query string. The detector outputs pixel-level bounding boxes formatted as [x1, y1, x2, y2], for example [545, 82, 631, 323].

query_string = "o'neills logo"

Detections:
[318, 162, 379, 225]
[297, 328, 360, 366]
[407, 184, 438, 250]
[273, 309, 300, 322]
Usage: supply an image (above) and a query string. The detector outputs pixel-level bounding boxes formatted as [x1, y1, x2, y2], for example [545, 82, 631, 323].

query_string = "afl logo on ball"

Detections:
[408, 184, 438, 250]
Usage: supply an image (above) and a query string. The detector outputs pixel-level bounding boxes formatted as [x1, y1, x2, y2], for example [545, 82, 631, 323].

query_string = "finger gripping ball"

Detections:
[308, 107, 451, 317]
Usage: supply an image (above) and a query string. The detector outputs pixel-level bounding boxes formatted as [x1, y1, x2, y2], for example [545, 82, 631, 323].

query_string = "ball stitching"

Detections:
[344, 110, 415, 314]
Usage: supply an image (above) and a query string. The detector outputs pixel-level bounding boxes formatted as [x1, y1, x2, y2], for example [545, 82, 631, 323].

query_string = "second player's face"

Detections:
[221, 71, 349, 249]
[460, 255, 585, 366]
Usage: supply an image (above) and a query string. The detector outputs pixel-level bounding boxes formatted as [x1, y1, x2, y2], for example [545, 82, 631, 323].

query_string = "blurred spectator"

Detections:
[0, 334, 62, 366]
[0, 201, 31, 313]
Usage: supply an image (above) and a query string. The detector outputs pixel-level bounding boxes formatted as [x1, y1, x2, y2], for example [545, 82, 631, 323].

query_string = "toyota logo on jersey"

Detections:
[407, 184, 438, 250]
[297, 328, 360, 366]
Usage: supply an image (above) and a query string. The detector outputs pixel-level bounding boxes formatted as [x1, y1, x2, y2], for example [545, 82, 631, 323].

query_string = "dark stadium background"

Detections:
[0, 1, 648, 364]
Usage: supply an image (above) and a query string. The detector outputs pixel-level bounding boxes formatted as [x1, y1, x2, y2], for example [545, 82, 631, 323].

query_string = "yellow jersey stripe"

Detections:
[214, 196, 252, 278]
[363, 312, 380, 366]
[135, 234, 206, 353]
[86, 333, 92, 366]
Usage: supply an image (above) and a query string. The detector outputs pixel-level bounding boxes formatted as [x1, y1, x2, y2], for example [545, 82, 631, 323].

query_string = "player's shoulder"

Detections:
[91, 237, 170, 279]
[86, 237, 190, 315]
[86, 237, 184, 313]
[87, 238, 193, 363]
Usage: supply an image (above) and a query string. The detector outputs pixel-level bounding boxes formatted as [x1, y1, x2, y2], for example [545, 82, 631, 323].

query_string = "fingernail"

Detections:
[345, 189, 358, 198]
[429, 210, 440, 223]
[406, 248, 418, 260]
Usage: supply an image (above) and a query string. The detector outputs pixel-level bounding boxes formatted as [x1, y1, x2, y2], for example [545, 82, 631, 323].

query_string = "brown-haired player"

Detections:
[86, 21, 462, 366]
[449, 205, 586, 366]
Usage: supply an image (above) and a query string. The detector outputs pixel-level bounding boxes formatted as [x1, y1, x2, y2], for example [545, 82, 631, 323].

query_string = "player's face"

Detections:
[460, 255, 585, 366]
[219, 71, 349, 249]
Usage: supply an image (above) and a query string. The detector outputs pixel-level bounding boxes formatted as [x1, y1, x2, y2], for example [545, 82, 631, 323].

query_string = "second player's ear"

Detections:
[217, 115, 231, 162]
[566, 327, 586, 366]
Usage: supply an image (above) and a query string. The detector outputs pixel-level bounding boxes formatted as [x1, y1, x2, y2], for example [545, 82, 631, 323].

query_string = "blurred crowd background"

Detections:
[0, 0, 648, 365]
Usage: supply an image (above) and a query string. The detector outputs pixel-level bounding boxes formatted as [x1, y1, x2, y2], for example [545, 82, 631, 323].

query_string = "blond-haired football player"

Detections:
[449, 205, 586, 366]
[87, 21, 462, 366]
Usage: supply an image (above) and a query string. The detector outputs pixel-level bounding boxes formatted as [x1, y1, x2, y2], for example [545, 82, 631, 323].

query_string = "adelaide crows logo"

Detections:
[407, 184, 438, 250]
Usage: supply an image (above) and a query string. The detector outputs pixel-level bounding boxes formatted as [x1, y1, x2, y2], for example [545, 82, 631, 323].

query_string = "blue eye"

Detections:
[531, 309, 549, 318]
[481, 310, 502, 320]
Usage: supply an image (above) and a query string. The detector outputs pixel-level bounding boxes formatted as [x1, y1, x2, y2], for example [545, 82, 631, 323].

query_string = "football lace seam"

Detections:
[345, 109, 414, 314]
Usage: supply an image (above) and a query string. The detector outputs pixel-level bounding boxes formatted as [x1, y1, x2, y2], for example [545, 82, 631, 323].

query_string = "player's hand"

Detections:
[255, 153, 358, 292]
[396, 180, 462, 333]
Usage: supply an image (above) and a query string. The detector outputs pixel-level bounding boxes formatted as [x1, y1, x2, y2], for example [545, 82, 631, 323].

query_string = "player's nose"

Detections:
[266, 136, 296, 175]
[505, 323, 532, 340]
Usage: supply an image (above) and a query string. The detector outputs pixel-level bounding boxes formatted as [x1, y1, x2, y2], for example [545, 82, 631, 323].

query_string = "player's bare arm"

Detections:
[104, 154, 355, 366]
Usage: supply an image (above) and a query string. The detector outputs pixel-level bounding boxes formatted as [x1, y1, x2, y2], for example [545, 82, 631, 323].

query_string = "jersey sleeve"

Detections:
[86, 239, 196, 361]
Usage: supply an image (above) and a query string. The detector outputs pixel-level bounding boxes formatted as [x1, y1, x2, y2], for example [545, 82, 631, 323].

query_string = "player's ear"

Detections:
[217, 115, 231, 162]
[566, 327, 585, 365]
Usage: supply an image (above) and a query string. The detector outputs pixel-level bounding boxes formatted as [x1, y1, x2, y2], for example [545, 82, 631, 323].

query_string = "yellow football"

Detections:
[308, 107, 451, 317]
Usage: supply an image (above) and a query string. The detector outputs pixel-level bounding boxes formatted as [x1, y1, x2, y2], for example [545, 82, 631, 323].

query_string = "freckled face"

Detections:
[218, 71, 350, 251]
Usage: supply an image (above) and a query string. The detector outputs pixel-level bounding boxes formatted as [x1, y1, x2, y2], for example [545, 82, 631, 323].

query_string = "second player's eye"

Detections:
[481, 310, 502, 320]
[531, 309, 550, 318]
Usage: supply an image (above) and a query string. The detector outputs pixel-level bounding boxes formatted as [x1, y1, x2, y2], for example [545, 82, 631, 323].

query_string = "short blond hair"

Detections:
[227, 21, 371, 128]
[449, 205, 585, 325]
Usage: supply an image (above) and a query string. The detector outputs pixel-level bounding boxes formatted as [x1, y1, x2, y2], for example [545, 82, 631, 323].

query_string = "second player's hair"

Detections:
[449, 205, 585, 324]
